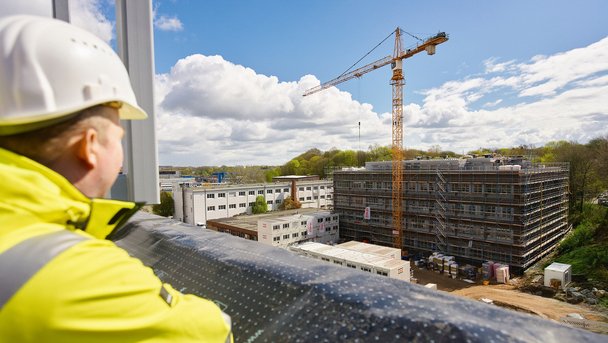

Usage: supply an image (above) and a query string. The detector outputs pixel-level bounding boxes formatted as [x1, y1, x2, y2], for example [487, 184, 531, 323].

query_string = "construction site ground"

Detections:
[413, 267, 608, 335]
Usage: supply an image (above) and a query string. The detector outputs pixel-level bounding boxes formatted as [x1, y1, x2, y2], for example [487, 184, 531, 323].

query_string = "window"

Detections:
[229, 204, 236, 209]
[239, 191, 246, 196]
[347, 263, 356, 269]
[292, 233, 299, 238]
[275, 189, 281, 193]
[239, 203, 246, 208]
[283, 223, 289, 228]
[333, 260, 342, 265]
[320, 186, 325, 189]
[325, 217, 330, 222]
[218, 205, 226, 210]
[267, 189, 273, 194]
[333, 216, 338, 221]
[306, 187, 311, 190]
[327, 195, 332, 199]
[313, 186, 318, 190]
[207, 194, 215, 199]
[301, 221, 307, 225]
[218, 193, 226, 198]
[317, 218, 323, 223]
[321, 257, 330, 262]
[267, 200, 273, 205]
[283, 234, 290, 239]
[249, 202, 255, 207]
[361, 267, 371, 272]
[273, 236, 280, 242]
[276, 200, 282, 204]
[273, 225, 280, 230]
[299, 197, 304, 201]
[377, 271, 388, 276]
[306, 197, 312, 200]
[229, 192, 236, 197]
[320, 195, 325, 199]
[283, 188, 289, 192]
[301, 231, 307, 236]
[258, 190, 264, 195]
[314, 196, 318, 200]
[207, 206, 215, 211]
[249, 190, 255, 195]
[298, 187, 304, 191]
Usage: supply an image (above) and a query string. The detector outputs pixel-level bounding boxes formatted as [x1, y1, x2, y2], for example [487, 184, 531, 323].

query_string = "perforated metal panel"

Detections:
[113, 212, 603, 342]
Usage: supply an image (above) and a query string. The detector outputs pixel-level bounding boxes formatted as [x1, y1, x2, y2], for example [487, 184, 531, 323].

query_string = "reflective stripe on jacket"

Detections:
[0, 147, 232, 342]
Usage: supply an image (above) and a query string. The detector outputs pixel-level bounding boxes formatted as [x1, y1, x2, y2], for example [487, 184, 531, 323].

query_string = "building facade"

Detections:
[333, 158, 569, 272]
[258, 211, 339, 247]
[174, 180, 334, 225]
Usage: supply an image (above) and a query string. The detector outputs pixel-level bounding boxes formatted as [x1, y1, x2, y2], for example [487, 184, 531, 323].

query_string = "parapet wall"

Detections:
[112, 212, 603, 342]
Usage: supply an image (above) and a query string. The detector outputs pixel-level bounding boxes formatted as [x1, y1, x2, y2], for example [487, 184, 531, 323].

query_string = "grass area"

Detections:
[550, 204, 608, 290]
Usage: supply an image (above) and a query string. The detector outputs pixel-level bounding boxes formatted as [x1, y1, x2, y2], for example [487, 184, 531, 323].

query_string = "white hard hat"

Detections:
[0, 15, 147, 135]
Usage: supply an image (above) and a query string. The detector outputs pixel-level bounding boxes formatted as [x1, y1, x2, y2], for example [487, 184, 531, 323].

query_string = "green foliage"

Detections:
[555, 245, 608, 275]
[552, 203, 608, 289]
[559, 204, 607, 254]
[279, 196, 302, 211]
[264, 167, 281, 182]
[252, 195, 268, 214]
[152, 191, 174, 217]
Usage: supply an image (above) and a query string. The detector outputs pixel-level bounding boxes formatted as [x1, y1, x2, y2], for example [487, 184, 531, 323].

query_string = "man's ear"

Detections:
[74, 128, 99, 169]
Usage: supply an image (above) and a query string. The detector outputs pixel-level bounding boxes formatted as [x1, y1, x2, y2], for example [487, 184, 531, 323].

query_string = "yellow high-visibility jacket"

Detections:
[0, 147, 231, 342]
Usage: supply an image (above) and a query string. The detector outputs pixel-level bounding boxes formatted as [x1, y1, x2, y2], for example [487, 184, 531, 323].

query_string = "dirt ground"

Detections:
[413, 267, 608, 335]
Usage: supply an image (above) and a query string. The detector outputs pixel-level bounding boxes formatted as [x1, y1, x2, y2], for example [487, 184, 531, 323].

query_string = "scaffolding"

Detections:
[333, 159, 569, 271]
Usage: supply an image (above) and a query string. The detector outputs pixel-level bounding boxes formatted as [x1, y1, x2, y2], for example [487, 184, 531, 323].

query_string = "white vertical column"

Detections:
[115, 0, 160, 204]
[52, 0, 70, 21]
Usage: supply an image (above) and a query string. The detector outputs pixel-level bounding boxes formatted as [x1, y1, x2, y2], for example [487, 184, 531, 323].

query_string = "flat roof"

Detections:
[207, 208, 330, 233]
[188, 179, 331, 192]
[294, 242, 404, 270]
[545, 262, 571, 272]
[272, 175, 320, 180]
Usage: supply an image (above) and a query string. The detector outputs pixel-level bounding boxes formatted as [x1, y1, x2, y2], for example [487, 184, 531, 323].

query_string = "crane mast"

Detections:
[303, 28, 448, 254]
[390, 29, 404, 251]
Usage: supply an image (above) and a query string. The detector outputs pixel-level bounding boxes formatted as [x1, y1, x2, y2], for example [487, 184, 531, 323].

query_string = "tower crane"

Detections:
[303, 28, 448, 253]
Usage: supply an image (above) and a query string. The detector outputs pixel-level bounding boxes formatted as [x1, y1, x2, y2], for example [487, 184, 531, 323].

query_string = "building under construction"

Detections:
[333, 157, 570, 272]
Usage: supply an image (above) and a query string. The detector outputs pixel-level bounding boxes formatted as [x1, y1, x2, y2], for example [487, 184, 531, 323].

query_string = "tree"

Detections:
[252, 195, 268, 214]
[152, 191, 174, 217]
[279, 196, 302, 211]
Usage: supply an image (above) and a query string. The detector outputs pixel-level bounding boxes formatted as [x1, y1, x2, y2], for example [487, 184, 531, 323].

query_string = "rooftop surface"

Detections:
[207, 208, 330, 233]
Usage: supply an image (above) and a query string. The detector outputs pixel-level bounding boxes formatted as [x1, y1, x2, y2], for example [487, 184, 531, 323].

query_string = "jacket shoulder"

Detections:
[0, 237, 230, 342]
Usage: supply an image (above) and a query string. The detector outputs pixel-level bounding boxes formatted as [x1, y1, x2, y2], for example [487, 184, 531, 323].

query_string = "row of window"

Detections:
[205, 185, 332, 199]
[273, 231, 308, 242]
[298, 195, 332, 201]
[207, 201, 277, 211]
[298, 186, 331, 191]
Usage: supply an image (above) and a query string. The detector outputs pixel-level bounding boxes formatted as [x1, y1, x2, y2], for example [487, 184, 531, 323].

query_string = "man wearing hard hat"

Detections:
[0, 15, 231, 342]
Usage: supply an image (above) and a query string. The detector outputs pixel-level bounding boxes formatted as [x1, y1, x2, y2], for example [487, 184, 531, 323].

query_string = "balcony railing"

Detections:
[112, 212, 603, 342]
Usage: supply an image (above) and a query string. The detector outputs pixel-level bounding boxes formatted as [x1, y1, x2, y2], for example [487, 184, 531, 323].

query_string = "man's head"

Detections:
[0, 15, 147, 197]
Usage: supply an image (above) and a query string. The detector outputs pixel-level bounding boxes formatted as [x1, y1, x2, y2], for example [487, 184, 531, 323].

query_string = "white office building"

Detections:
[173, 180, 334, 225]
[258, 211, 339, 248]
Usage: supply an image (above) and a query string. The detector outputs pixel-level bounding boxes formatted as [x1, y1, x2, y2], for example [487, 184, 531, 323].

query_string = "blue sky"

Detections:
[2, 1, 608, 165]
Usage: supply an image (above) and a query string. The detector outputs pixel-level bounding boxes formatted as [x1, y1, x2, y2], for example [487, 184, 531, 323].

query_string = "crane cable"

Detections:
[336, 30, 395, 79]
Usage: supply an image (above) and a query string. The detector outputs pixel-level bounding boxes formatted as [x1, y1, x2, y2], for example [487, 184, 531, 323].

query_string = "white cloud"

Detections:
[156, 55, 389, 165]
[155, 35, 608, 165]
[154, 15, 183, 32]
[401, 36, 608, 153]
[69, 0, 113, 44]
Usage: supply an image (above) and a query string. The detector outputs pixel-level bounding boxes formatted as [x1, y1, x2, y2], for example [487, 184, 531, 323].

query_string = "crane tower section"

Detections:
[303, 28, 448, 254]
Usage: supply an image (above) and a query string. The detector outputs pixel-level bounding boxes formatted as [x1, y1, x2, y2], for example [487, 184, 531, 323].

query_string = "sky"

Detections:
[1, 1, 607, 166]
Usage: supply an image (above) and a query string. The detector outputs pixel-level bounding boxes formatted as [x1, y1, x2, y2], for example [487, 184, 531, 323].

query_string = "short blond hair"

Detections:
[0, 105, 115, 166]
